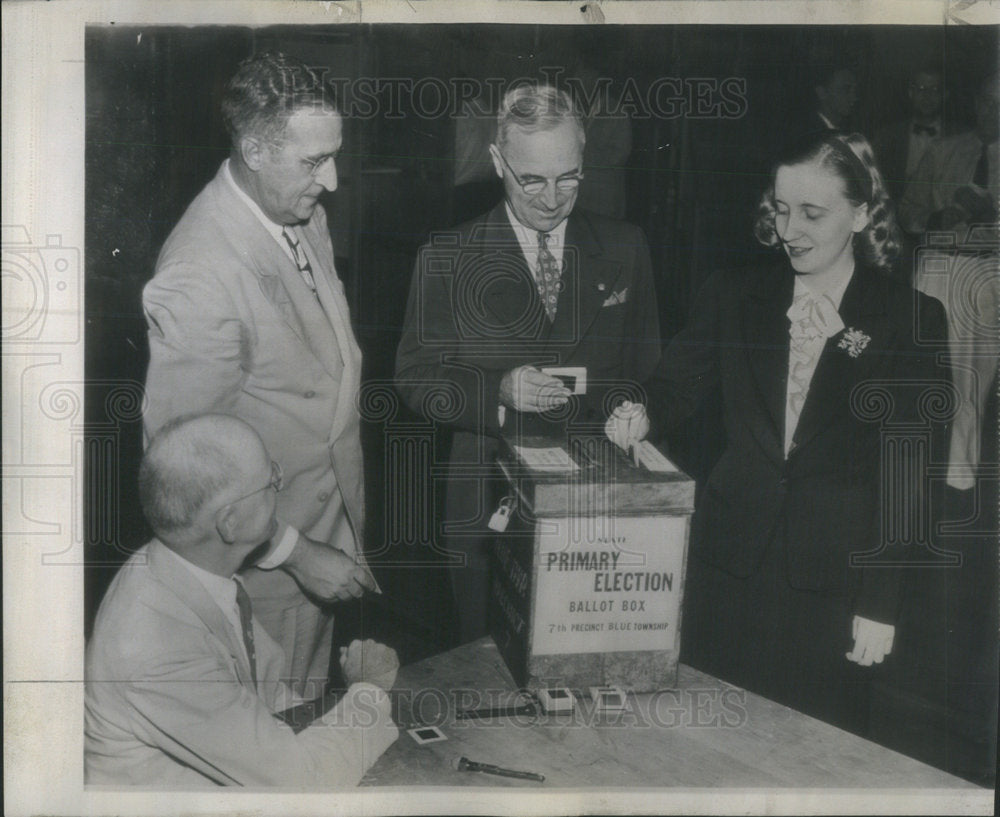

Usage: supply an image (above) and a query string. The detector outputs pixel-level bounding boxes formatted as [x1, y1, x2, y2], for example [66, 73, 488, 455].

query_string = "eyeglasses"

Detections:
[226, 460, 283, 507]
[302, 154, 336, 177]
[495, 149, 583, 197]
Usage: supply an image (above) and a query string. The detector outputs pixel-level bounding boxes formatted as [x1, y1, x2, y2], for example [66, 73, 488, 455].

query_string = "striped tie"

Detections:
[234, 580, 258, 688]
[282, 227, 317, 292]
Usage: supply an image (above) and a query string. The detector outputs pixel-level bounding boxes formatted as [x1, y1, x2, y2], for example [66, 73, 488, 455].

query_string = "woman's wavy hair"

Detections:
[753, 131, 901, 272]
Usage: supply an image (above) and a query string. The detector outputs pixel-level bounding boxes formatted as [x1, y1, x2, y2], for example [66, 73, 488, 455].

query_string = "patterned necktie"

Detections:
[282, 227, 317, 292]
[972, 141, 989, 189]
[536, 231, 562, 322]
[234, 580, 258, 688]
[785, 290, 844, 455]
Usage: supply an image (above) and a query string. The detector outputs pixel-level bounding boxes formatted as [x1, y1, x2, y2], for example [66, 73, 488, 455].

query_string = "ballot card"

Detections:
[541, 366, 587, 395]
[589, 685, 627, 712]
[512, 445, 580, 472]
[407, 726, 448, 745]
[537, 687, 576, 714]
[631, 440, 679, 473]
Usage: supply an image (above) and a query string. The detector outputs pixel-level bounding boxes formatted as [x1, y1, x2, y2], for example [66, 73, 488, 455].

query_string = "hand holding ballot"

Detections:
[604, 400, 650, 451]
[499, 365, 572, 413]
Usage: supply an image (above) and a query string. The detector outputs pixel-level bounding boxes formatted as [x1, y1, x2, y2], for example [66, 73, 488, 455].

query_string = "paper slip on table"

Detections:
[360, 637, 979, 789]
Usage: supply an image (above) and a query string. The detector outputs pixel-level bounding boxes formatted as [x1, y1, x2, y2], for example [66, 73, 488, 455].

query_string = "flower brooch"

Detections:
[837, 327, 871, 358]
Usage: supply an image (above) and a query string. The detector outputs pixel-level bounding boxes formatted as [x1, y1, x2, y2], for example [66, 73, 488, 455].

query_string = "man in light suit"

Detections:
[85, 414, 399, 787]
[898, 72, 999, 236]
[143, 52, 375, 700]
[395, 84, 661, 642]
[873, 65, 960, 203]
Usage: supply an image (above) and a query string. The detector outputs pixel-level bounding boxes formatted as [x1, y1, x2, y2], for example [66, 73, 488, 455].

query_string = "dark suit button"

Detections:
[304, 390, 316, 398]
[778, 477, 788, 487]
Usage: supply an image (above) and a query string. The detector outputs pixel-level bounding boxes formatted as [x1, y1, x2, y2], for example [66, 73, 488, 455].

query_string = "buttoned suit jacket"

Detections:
[395, 203, 662, 532]
[142, 163, 364, 687]
[84, 541, 397, 787]
[647, 260, 950, 623]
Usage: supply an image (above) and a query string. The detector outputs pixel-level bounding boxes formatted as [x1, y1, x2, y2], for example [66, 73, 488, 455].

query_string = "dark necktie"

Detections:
[536, 232, 561, 321]
[234, 580, 258, 687]
[282, 227, 317, 292]
[912, 123, 938, 137]
[972, 142, 990, 189]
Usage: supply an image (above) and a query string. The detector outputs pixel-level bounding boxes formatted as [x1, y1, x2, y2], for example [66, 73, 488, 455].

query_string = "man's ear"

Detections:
[488, 144, 505, 180]
[240, 135, 266, 172]
[216, 503, 239, 544]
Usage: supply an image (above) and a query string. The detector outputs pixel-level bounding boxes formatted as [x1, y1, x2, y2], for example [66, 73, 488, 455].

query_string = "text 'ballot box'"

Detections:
[488, 435, 695, 692]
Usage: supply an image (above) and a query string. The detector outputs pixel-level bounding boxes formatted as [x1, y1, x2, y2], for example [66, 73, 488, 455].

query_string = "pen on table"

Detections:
[453, 756, 545, 782]
[455, 700, 538, 720]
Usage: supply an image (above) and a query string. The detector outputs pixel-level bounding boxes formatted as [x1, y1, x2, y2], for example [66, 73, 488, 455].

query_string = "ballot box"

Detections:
[488, 433, 695, 692]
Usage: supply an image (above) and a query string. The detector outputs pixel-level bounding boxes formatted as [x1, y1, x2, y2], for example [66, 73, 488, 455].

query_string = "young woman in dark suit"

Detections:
[607, 131, 950, 736]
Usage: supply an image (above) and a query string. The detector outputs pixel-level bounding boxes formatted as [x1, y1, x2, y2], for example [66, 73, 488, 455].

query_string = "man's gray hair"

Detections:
[495, 83, 585, 150]
[221, 51, 339, 148]
[139, 414, 249, 535]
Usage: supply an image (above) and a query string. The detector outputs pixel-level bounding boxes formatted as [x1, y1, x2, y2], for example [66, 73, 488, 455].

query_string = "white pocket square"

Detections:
[602, 287, 628, 306]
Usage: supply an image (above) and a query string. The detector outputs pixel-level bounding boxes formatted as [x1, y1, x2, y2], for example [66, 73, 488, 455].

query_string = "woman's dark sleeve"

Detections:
[644, 272, 725, 442]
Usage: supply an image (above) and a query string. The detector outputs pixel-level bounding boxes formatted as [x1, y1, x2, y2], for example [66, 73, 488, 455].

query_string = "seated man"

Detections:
[85, 414, 399, 787]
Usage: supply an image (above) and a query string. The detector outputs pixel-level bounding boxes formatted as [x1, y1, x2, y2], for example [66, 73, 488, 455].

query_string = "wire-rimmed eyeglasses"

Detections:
[227, 460, 283, 507]
[495, 149, 584, 197]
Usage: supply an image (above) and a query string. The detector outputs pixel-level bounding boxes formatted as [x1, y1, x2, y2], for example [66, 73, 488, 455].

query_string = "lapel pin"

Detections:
[597, 282, 606, 291]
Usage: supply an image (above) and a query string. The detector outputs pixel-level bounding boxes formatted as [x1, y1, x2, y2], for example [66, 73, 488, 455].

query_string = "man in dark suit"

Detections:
[873, 66, 960, 203]
[395, 84, 661, 642]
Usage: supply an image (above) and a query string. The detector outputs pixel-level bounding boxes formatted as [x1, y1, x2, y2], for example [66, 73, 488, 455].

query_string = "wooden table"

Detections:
[361, 638, 979, 789]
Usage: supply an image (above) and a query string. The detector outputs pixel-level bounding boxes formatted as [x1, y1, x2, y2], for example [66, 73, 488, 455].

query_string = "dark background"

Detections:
[85, 23, 998, 784]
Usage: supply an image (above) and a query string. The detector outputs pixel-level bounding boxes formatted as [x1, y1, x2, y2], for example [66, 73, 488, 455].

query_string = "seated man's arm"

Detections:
[124, 650, 398, 787]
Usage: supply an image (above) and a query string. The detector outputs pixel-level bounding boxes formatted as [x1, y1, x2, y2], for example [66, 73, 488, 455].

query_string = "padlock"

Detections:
[488, 496, 516, 532]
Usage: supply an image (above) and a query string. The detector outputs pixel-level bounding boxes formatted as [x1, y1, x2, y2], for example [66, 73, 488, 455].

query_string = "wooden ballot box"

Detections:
[488, 434, 695, 692]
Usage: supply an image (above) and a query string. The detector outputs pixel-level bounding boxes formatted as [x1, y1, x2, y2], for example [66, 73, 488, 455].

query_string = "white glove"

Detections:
[845, 615, 895, 666]
[604, 400, 650, 451]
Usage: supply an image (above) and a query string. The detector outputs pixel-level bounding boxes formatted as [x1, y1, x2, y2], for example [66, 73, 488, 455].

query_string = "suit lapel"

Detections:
[742, 264, 794, 454]
[792, 266, 887, 451]
[209, 168, 343, 380]
[286, 223, 349, 379]
[146, 540, 257, 690]
[476, 205, 548, 336]
[550, 212, 624, 347]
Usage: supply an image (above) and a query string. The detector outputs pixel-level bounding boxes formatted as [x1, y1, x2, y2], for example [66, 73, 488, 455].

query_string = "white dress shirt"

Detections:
[222, 158, 297, 265]
[159, 544, 253, 670]
[784, 267, 854, 455]
[906, 118, 942, 179]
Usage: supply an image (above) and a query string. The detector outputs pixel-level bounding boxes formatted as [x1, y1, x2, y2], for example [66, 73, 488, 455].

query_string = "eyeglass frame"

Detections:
[301, 153, 338, 177]
[221, 460, 284, 511]
[493, 147, 584, 197]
